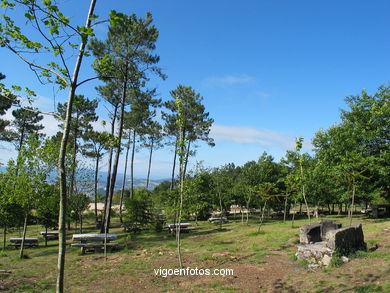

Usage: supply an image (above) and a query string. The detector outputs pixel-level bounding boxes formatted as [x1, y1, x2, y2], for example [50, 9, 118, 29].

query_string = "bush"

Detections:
[122, 189, 153, 233]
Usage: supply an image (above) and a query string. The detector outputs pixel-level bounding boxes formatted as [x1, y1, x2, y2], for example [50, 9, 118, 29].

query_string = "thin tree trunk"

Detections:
[246, 198, 250, 224]
[119, 134, 131, 222]
[257, 200, 267, 233]
[19, 213, 28, 259]
[94, 156, 99, 226]
[56, 2, 97, 292]
[129, 129, 136, 198]
[349, 182, 356, 226]
[69, 125, 78, 196]
[100, 104, 118, 232]
[103, 77, 128, 234]
[291, 198, 297, 228]
[146, 137, 154, 190]
[300, 164, 311, 224]
[170, 137, 178, 190]
[80, 214, 83, 233]
[183, 139, 191, 180]
[219, 190, 223, 230]
[176, 128, 185, 269]
[283, 193, 288, 223]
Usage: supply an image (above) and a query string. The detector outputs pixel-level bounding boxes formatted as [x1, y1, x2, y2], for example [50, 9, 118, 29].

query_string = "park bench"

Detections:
[208, 217, 228, 224]
[71, 233, 118, 254]
[40, 230, 59, 240]
[166, 223, 193, 234]
[9, 238, 39, 248]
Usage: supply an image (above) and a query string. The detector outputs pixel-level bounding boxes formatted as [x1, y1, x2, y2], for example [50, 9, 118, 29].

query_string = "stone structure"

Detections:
[296, 221, 366, 267]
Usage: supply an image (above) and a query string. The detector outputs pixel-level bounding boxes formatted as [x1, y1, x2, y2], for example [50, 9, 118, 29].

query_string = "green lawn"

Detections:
[1, 215, 390, 292]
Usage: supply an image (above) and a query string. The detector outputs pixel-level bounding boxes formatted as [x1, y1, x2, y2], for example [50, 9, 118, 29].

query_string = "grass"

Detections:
[0, 215, 389, 292]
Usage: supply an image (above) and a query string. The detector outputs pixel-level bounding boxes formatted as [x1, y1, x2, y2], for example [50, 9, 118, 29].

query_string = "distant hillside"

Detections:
[0, 166, 168, 193]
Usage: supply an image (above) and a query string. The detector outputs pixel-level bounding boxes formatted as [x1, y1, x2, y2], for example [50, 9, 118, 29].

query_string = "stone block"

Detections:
[320, 220, 342, 240]
[326, 223, 366, 254]
[300, 223, 321, 244]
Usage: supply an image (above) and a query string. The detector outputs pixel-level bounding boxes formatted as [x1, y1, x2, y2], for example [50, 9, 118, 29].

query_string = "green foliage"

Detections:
[123, 189, 153, 233]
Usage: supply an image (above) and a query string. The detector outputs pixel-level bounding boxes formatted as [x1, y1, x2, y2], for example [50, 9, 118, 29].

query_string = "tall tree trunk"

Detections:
[246, 198, 250, 224]
[19, 213, 28, 259]
[257, 200, 267, 233]
[291, 198, 297, 228]
[69, 125, 78, 196]
[300, 164, 311, 224]
[56, 2, 97, 292]
[103, 78, 128, 234]
[218, 190, 223, 230]
[100, 104, 118, 232]
[119, 134, 131, 222]
[183, 139, 191, 181]
[129, 129, 136, 198]
[283, 193, 288, 223]
[349, 182, 356, 226]
[176, 127, 185, 268]
[170, 137, 178, 190]
[94, 155, 100, 226]
[146, 137, 154, 190]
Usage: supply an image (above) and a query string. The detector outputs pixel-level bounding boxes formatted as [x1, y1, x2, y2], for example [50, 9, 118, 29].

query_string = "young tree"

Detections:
[162, 85, 214, 187]
[2, 137, 47, 259]
[0, 1, 99, 290]
[295, 137, 311, 223]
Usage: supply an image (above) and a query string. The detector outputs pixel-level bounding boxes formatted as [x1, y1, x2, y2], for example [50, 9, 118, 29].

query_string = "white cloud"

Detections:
[210, 124, 312, 151]
[203, 74, 255, 86]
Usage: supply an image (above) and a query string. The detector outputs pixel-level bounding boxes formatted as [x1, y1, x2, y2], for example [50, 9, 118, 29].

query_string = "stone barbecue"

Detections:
[296, 220, 366, 267]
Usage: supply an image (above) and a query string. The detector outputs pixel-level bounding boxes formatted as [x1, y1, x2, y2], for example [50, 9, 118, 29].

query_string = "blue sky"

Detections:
[1, 0, 390, 179]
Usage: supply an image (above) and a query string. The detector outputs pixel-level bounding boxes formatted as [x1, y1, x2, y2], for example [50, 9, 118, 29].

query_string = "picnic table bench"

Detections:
[9, 238, 39, 248]
[40, 230, 59, 240]
[71, 233, 118, 254]
[166, 223, 193, 234]
[208, 217, 228, 224]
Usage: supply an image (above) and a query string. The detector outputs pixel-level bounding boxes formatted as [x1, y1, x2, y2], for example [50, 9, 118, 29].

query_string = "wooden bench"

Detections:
[9, 238, 39, 248]
[208, 217, 228, 224]
[71, 233, 119, 254]
[166, 223, 193, 234]
[40, 230, 59, 240]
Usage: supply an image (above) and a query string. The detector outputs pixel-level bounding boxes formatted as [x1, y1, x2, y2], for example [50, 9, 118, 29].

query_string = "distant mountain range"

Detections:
[94, 171, 168, 194]
[0, 166, 168, 193]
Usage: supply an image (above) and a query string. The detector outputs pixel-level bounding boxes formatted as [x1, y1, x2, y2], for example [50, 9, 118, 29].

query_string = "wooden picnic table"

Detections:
[208, 217, 228, 223]
[40, 230, 59, 240]
[166, 223, 193, 234]
[71, 233, 119, 254]
[9, 238, 39, 248]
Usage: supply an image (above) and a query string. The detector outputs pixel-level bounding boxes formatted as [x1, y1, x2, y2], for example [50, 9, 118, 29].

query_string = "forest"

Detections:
[0, 1, 389, 293]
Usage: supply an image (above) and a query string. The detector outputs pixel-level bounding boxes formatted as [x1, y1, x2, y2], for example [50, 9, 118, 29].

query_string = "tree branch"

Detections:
[4, 44, 69, 87]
